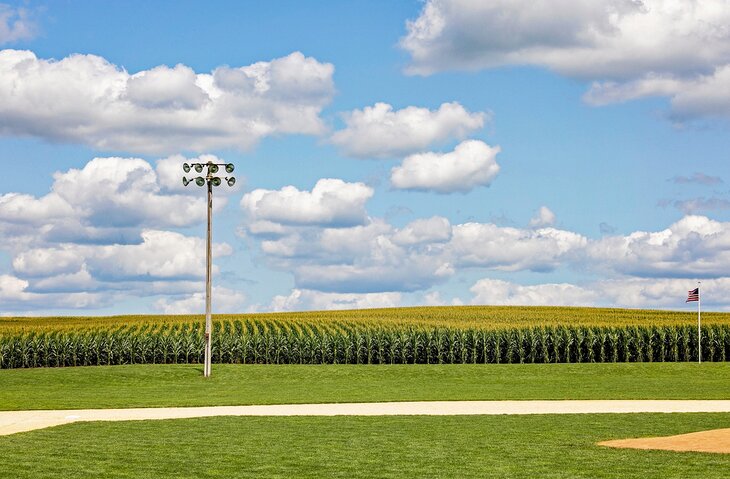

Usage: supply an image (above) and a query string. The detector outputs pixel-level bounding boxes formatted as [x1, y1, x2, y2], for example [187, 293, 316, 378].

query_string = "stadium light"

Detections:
[182, 160, 236, 378]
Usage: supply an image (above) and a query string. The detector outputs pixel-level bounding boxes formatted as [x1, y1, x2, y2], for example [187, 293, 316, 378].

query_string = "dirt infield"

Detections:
[598, 428, 730, 454]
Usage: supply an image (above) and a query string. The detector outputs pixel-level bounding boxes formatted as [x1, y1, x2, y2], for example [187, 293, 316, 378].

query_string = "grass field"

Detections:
[1, 413, 729, 478]
[3, 308, 728, 476]
[1, 363, 729, 410]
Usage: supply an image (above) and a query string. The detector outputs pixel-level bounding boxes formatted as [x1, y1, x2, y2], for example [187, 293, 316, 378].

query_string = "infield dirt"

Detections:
[599, 428, 730, 454]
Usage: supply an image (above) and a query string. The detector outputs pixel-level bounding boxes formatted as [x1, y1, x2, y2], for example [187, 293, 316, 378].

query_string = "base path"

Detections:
[2, 400, 730, 436]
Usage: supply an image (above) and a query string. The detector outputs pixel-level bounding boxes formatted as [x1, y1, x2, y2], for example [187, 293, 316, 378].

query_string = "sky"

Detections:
[2, 0, 730, 315]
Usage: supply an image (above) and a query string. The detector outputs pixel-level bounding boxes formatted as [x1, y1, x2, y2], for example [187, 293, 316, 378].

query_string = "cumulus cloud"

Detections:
[469, 277, 730, 310]
[2, 227, 234, 311]
[529, 206, 556, 228]
[0, 273, 105, 311]
[0, 50, 334, 153]
[470, 278, 598, 307]
[247, 202, 588, 293]
[392, 216, 452, 246]
[13, 230, 232, 282]
[241, 179, 374, 227]
[330, 102, 486, 158]
[154, 286, 246, 314]
[583, 66, 730, 119]
[266, 288, 402, 312]
[391, 140, 500, 193]
[0, 155, 240, 311]
[250, 218, 454, 293]
[402, 0, 730, 78]
[418, 290, 463, 307]
[0, 156, 230, 247]
[0, 4, 35, 44]
[240, 179, 730, 298]
[450, 223, 586, 272]
[401, 0, 730, 120]
[588, 215, 730, 278]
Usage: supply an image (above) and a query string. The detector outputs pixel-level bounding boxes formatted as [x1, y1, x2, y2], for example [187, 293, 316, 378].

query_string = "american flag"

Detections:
[686, 287, 699, 303]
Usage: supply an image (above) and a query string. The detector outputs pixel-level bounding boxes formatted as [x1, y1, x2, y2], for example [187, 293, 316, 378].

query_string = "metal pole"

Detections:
[698, 282, 701, 364]
[204, 178, 213, 377]
[182, 160, 235, 378]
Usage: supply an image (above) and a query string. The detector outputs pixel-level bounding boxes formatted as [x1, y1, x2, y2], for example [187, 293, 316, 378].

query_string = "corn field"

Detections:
[2, 313, 730, 368]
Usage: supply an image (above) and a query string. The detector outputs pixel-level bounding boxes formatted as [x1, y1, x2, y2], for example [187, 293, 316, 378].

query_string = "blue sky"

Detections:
[2, 0, 730, 315]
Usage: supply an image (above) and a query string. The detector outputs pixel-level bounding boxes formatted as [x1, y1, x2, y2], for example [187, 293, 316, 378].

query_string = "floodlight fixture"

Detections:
[181, 159, 237, 378]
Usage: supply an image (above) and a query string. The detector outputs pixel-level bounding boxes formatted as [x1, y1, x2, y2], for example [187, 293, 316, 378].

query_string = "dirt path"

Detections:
[2, 400, 730, 436]
[599, 428, 730, 454]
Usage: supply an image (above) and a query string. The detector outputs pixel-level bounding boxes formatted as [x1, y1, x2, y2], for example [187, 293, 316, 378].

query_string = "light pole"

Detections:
[183, 160, 236, 377]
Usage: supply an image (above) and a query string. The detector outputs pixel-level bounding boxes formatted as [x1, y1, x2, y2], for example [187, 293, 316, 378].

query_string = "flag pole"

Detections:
[698, 281, 701, 364]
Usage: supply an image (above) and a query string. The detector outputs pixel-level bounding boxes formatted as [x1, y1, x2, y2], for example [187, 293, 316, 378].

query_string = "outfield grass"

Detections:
[1, 363, 729, 411]
[1, 413, 729, 478]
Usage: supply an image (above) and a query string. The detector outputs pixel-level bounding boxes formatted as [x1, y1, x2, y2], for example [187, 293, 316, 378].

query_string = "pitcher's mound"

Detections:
[598, 428, 730, 454]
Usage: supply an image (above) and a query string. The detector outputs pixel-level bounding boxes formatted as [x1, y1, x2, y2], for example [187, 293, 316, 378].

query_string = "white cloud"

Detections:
[401, 0, 730, 120]
[402, 0, 730, 78]
[390, 140, 500, 193]
[253, 218, 454, 293]
[0, 5, 35, 44]
[419, 290, 463, 307]
[450, 223, 587, 272]
[154, 286, 246, 314]
[266, 288, 402, 312]
[529, 206, 556, 228]
[0, 273, 30, 299]
[249, 207, 588, 293]
[330, 102, 486, 158]
[126, 64, 208, 110]
[0, 156, 227, 247]
[0, 273, 105, 311]
[238, 179, 730, 296]
[469, 276, 730, 310]
[392, 216, 452, 246]
[470, 278, 598, 307]
[0, 50, 334, 154]
[584, 66, 730, 119]
[13, 229, 233, 282]
[588, 215, 730, 278]
[241, 179, 374, 227]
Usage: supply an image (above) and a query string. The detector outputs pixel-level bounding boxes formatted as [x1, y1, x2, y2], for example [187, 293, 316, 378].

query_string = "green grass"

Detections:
[1, 413, 729, 478]
[1, 363, 729, 411]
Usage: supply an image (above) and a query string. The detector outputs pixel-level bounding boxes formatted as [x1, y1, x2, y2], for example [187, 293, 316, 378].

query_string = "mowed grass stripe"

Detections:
[1, 413, 730, 478]
[1, 364, 729, 411]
